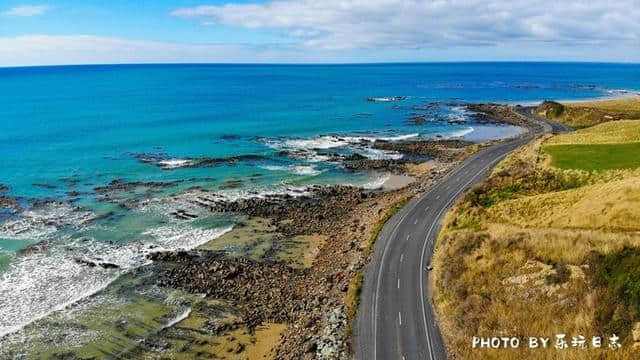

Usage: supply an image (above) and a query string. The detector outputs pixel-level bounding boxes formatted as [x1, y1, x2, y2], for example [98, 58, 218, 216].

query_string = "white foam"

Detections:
[368, 97, 396, 102]
[266, 133, 419, 152]
[0, 203, 93, 240]
[0, 221, 231, 338]
[137, 196, 205, 222]
[441, 127, 474, 139]
[162, 308, 191, 330]
[192, 183, 313, 204]
[260, 164, 324, 176]
[357, 148, 403, 160]
[0, 242, 123, 338]
[375, 133, 420, 141]
[367, 96, 406, 102]
[282, 136, 352, 150]
[304, 153, 332, 162]
[357, 174, 391, 190]
[603, 89, 640, 98]
[142, 226, 233, 252]
[157, 159, 193, 169]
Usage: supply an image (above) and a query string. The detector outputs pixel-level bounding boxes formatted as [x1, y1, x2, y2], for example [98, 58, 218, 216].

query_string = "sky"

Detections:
[0, 0, 639, 66]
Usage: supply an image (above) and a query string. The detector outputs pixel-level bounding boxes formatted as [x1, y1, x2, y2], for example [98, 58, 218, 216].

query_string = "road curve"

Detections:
[354, 106, 564, 360]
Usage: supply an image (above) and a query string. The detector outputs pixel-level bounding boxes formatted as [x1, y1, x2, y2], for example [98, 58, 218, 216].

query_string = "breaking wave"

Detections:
[439, 127, 474, 139]
[157, 158, 193, 169]
[0, 204, 232, 338]
[260, 164, 325, 176]
[265, 133, 420, 152]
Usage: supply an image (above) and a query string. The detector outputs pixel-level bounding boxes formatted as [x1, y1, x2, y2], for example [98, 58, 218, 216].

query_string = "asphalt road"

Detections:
[354, 106, 567, 360]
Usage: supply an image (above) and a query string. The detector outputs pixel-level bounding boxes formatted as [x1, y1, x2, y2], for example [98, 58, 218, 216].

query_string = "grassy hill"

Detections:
[547, 120, 640, 145]
[433, 104, 640, 359]
[535, 97, 640, 128]
[542, 119, 640, 171]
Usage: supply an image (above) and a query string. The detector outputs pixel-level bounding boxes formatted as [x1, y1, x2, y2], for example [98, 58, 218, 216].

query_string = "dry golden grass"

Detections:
[546, 120, 640, 145]
[433, 115, 640, 359]
[536, 97, 640, 128]
[488, 176, 640, 232]
[567, 96, 640, 113]
[486, 223, 640, 267]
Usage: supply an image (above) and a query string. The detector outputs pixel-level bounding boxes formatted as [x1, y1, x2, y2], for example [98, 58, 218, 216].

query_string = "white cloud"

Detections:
[171, 0, 640, 50]
[3, 4, 49, 17]
[0, 35, 263, 66]
[1, 33, 638, 67]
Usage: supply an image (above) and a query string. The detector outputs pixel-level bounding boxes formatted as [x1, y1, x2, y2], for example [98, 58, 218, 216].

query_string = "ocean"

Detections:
[0, 62, 638, 352]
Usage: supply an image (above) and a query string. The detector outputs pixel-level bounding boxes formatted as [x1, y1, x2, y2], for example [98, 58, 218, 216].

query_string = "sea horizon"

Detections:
[1, 62, 639, 356]
[3, 60, 640, 70]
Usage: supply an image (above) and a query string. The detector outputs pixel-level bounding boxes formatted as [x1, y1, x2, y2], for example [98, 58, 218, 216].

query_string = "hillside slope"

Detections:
[433, 106, 640, 359]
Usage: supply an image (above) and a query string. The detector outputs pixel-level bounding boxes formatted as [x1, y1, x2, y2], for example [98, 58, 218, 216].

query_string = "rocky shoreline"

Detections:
[139, 104, 523, 359]
[0, 103, 526, 359]
[133, 142, 466, 358]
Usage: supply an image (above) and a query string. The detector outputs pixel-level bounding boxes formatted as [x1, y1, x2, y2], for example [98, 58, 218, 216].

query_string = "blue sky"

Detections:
[1, 0, 639, 66]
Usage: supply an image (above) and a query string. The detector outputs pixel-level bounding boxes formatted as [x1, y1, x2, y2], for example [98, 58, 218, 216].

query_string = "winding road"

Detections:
[354, 106, 569, 360]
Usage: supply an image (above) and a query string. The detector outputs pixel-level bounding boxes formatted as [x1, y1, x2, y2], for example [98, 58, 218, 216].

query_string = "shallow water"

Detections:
[0, 62, 638, 347]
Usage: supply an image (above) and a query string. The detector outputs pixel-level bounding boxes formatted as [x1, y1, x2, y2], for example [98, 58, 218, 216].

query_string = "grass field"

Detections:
[433, 105, 640, 359]
[567, 96, 640, 112]
[543, 142, 640, 171]
[547, 120, 640, 145]
[489, 176, 640, 231]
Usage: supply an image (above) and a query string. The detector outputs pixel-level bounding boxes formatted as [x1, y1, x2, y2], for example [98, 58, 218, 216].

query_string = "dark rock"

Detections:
[33, 183, 57, 189]
[82, 211, 115, 225]
[343, 159, 407, 174]
[466, 103, 526, 126]
[74, 257, 120, 269]
[372, 139, 470, 162]
[94, 179, 183, 193]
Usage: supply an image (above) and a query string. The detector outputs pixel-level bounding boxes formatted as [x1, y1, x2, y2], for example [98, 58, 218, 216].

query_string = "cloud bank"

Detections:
[171, 0, 640, 50]
[2, 1, 640, 66]
[0, 35, 261, 66]
[3, 4, 49, 17]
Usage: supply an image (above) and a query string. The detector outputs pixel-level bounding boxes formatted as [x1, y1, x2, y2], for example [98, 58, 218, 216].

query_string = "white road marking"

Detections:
[424, 206, 429, 212]
[406, 235, 410, 241]
[400, 253, 404, 262]
[418, 155, 506, 360]
[372, 191, 427, 360]
[397, 279, 400, 289]
[399, 312, 402, 325]
[370, 142, 515, 360]
[414, 219, 418, 225]
[435, 195, 440, 200]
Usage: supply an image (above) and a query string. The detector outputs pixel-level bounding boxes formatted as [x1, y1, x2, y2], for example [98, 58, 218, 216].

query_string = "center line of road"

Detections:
[369, 140, 524, 360]
[418, 154, 508, 360]
[398, 312, 402, 325]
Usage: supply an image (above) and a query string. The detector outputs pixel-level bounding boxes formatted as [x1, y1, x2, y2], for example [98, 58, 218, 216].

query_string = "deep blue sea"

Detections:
[0, 62, 639, 345]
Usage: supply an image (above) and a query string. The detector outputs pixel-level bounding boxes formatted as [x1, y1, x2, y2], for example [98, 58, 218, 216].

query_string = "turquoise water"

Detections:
[0, 62, 639, 340]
